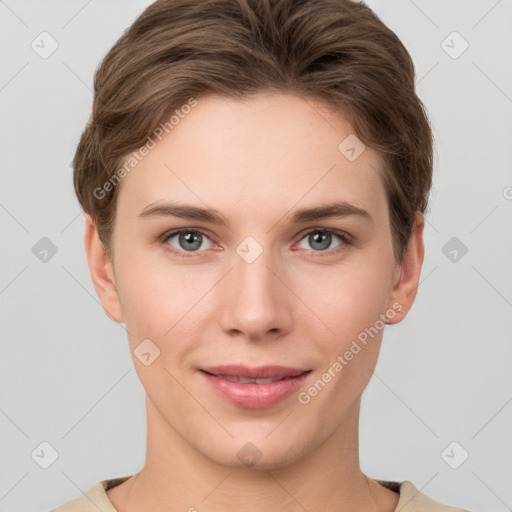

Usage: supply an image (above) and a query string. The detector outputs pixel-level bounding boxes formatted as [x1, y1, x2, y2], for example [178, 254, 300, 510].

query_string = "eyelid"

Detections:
[160, 227, 352, 257]
[160, 228, 218, 257]
[293, 227, 352, 256]
[295, 226, 352, 243]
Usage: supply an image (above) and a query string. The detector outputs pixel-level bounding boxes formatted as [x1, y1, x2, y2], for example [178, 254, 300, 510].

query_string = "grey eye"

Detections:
[166, 230, 213, 252]
[297, 230, 343, 252]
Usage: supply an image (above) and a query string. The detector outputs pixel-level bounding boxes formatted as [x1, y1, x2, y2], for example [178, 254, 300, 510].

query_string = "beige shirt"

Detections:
[51, 475, 471, 511]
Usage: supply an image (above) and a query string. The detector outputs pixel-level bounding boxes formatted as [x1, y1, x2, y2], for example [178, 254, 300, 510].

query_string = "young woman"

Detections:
[52, 0, 470, 510]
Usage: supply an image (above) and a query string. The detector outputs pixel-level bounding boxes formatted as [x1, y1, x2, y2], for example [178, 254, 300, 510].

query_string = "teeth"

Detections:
[217, 374, 285, 384]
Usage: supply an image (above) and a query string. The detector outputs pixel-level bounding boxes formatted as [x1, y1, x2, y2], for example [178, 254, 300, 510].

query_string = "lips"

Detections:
[200, 364, 309, 380]
[212, 375, 287, 384]
[199, 364, 312, 408]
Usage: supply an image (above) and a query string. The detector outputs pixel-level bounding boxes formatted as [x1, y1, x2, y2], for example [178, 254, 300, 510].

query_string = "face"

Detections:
[86, 93, 423, 470]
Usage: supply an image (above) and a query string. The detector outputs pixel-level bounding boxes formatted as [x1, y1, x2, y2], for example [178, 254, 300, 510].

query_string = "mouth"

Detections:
[200, 371, 305, 384]
[198, 365, 312, 408]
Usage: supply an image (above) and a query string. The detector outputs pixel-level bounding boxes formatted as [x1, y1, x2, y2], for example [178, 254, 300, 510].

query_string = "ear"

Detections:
[385, 211, 425, 325]
[83, 213, 125, 323]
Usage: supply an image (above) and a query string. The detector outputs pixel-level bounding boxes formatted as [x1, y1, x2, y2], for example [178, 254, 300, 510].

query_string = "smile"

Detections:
[199, 366, 312, 409]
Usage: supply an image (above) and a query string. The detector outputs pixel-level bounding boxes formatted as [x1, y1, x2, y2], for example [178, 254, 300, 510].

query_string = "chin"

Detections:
[200, 435, 308, 472]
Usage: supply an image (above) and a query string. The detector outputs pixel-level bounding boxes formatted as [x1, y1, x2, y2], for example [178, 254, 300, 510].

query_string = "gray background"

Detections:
[1, 1, 511, 511]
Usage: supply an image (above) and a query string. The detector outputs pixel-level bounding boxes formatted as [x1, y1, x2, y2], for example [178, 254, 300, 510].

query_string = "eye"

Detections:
[296, 228, 351, 256]
[160, 227, 351, 258]
[163, 229, 214, 257]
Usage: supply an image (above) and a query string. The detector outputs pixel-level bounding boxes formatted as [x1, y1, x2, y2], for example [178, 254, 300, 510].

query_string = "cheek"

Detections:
[305, 259, 391, 335]
[115, 251, 214, 341]
[306, 271, 387, 405]
[300, 258, 391, 396]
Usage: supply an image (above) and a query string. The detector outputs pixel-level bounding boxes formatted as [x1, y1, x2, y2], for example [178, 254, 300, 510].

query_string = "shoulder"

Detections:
[49, 476, 131, 512]
[51, 476, 472, 512]
[377, 479, 472, 512]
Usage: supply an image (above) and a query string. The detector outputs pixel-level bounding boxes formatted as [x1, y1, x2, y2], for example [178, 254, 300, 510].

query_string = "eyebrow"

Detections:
[139, 201, 373, 226]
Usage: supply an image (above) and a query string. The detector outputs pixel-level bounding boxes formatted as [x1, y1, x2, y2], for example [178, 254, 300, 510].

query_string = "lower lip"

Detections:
[200, 370, 311, 409]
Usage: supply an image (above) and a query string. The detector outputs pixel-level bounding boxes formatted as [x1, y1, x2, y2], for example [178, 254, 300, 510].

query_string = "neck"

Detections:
[108, 397, 397, 512]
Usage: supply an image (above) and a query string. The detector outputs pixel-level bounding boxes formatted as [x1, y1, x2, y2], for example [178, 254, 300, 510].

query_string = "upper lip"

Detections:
[200, 365, 310, 379]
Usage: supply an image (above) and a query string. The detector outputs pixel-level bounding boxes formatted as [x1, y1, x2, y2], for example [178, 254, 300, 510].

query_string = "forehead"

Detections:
[115, 93, 388, 223]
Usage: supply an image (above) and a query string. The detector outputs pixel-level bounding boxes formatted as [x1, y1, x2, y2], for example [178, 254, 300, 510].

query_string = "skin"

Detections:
[84, 92, 425, 512]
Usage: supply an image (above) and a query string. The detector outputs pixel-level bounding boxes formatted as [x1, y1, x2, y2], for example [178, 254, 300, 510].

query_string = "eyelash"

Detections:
[160, 228, 352, 259]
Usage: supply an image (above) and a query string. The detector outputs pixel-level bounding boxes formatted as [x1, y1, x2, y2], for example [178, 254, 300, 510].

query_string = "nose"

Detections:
[216, 243, 293, 342]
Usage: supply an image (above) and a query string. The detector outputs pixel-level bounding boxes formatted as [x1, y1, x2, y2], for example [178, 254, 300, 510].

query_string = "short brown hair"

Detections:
[73, 0, 433, 264]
